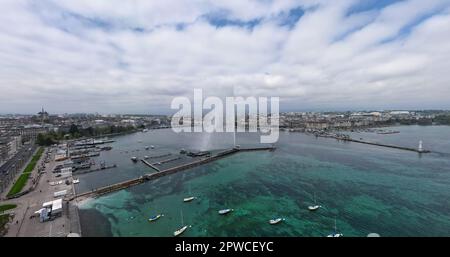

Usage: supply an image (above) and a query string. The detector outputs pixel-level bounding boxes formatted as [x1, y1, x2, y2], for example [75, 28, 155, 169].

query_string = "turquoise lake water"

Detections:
[78, 126, 450, 237]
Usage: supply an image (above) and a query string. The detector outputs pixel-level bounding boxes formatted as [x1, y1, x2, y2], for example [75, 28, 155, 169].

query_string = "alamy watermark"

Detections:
[170, 89, 279, 143]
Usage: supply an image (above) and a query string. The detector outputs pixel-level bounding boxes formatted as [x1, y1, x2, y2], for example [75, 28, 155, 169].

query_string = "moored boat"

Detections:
[183, 196, 196, 202]
[327, 219, 343, 237]
[173, 210, 189, 237]
[218, 209, 233, 215]
[308, 205, 321, 211]
[308, 192, 321, 211]
[148, 214, 163, 222]
[174, 225, 188, 237]
[269, 218, 285, 225]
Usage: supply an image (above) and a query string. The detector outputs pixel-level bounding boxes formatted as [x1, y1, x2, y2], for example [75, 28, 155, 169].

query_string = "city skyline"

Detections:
[1, 0, 450, 114]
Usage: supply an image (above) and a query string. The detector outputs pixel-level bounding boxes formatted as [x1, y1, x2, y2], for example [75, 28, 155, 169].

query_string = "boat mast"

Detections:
[334, 218, 337, 233]
[181, 210, 184, 226]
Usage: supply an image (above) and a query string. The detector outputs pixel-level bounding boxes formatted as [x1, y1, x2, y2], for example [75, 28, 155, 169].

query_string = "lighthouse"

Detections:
[418, 140, 424, 153]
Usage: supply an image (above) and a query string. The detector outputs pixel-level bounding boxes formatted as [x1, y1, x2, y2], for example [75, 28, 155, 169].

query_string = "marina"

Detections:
[70, 146, 275, 201]
[76, 126, 450, 237]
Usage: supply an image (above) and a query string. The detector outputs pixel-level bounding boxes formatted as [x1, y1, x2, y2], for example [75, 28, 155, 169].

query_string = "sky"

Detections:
[0, 0, 450, 114]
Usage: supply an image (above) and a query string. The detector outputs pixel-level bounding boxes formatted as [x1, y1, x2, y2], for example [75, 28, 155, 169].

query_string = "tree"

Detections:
[36, 133, 57, 146]
[69, 124, 79, 135]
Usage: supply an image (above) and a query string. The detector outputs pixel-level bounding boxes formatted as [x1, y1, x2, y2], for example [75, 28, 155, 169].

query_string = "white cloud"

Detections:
[0, 0, 450, 114]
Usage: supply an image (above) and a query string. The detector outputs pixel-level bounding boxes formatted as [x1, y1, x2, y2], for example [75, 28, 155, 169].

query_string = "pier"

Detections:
[317, 134, 431, 153]
[68, 146, 275, 201]
[343, 138, 431, 153]
[141, 159, 160, 172]
[72, 164, 117, 175]
[152, 156, 181, 165]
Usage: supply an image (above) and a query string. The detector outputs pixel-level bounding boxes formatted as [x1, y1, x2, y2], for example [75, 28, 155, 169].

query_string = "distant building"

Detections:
[38, 107, 49, 124]
[0, 135, 22, 164]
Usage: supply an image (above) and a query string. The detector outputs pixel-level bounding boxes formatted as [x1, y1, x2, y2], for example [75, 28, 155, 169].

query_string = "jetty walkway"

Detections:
[68, 146, 275, 201]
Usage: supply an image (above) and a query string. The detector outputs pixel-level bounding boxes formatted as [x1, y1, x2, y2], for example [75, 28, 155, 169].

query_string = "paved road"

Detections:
[1, 147, 79, 237]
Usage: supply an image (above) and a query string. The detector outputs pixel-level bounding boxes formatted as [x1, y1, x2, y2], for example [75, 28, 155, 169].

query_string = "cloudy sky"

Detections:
[1, 0, 450, 114]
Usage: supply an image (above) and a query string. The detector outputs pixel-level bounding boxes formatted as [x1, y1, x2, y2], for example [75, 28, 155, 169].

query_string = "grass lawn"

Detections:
[7, 147, 44, 197]
[0, 204, 17, 213]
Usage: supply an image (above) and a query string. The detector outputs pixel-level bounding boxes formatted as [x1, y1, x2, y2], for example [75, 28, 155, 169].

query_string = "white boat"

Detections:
[183, 185, 196, 202]
[218, 209, 233, 215]
[308, 192, 321, 211]
[308, 205, 321, 211]
[72, 179, 80, 184]
[174, 225, 188, 237]
[184, 197, 196, 202]
[327, 219, 343, 237]
[150, 145, 155, 149]
[131, 157, 138, 162]
[148, 214, 163, 222]
[144, 156, 149, 159]
[145, 146, 149, 150]
[173, 210, 189, 237]
[327, 233, 343, 237]
[269, 218, 285, 225]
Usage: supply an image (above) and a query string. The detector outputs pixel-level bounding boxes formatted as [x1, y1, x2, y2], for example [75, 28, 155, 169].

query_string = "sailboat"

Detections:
[148, 214, 164, 222]
[308, 192, 321, 211]
[173, 210, 189, 237]
[183, 184, 196, 202]
[269, 218, 285, 225]
[327, 218, 343, 237]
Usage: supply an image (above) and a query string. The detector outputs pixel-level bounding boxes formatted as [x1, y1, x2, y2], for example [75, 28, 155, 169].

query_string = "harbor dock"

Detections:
[343, 138, 431, 153]
[68, 146, 275, 201]
[141, 159, 160, 172]
[72, 164, 117, 175]
[316, 133, 431, 153]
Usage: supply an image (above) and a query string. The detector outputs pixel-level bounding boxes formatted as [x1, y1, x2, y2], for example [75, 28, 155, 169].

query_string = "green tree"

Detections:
[69, 124, 79, 135]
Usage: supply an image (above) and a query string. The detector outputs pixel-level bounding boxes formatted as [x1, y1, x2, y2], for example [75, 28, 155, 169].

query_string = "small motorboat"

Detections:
[269, 218, 285, 225]
[148, 214, 163, 222]
[183, 197, 196, 202]
[144, 156, 149, 159]
[150, 145, 155, 149]
[218, 209, 233, 215]
[308, 192, 321, 211]
[131, 157, 138, 162]
[72, 179, 80, 184]
[308, 205, 321, 211]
